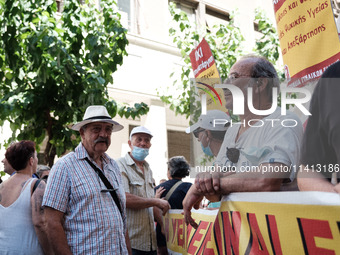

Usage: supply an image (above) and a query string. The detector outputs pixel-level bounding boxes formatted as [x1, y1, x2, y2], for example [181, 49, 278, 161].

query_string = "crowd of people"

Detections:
[0, 55, 339, 254]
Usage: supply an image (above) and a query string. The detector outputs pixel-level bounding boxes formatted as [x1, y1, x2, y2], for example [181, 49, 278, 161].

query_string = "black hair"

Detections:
[5, 141, 35, 171]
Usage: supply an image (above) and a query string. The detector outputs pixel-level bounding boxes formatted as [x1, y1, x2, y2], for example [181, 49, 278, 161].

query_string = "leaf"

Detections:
[5, 72, 13, 80]
[0, 0, 132, 165]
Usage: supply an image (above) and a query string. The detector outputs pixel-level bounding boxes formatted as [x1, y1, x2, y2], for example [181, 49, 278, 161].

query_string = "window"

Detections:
[117, 0, 146, 34]
[205, 7, 230, 33]
[117, 0, 131, 30]
[167, 130, 191, 163]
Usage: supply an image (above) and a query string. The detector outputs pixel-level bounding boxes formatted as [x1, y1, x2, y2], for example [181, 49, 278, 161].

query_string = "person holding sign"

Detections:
[183, 55, 303, 228]
[298, 62, 340, 192]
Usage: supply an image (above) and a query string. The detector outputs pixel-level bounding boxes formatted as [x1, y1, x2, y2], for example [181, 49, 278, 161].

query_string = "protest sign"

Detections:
[189, 38, 227, 112]
[165, 191, 340, 254]
[273, 0, 340, 87]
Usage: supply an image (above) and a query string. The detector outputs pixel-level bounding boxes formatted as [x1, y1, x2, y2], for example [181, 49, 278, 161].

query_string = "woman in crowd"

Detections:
[0, 140, 49, 254]
[154, 156, 192, 255]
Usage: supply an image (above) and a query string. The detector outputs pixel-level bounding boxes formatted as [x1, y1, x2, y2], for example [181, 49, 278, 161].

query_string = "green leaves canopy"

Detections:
[161, 4, 282, 118]
[0, 0, 148, 165]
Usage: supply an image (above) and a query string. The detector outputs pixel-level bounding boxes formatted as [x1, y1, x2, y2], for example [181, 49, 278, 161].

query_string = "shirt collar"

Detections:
[75, 142, 109, 164]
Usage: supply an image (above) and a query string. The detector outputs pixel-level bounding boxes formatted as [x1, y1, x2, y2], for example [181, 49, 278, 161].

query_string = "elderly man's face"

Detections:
[129, 133, 152, 150]
[224, 59, 254, 110]
[80, 122, 113, 157]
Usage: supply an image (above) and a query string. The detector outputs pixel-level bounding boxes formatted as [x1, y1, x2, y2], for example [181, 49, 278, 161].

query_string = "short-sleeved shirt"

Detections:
[216, 108, 303, 183]
[300, 62, 340, 180]
[154, 179, 192, 209]
[42, 143, 127, 254]
[116, 153, 156, 252]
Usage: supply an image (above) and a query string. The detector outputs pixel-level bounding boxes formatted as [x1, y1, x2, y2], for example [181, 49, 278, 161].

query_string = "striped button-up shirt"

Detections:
[116, 153, 156, 252]
[42, 143, 127, 254]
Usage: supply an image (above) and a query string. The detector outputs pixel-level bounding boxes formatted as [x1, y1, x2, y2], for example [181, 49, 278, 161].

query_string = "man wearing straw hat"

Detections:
[43, 105, 131, 254]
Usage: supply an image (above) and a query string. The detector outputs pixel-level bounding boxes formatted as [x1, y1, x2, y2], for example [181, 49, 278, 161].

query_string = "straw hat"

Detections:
[71, 105, 124, 132]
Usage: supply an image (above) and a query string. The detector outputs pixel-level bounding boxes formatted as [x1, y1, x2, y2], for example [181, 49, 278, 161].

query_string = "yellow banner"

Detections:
[165, 192, 340, 254]
[273, 0, 340, 86]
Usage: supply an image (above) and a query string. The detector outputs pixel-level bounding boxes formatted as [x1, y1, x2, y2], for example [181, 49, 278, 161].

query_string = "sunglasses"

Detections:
[227, 147, 240, 164]
[193, 128, 205, 138]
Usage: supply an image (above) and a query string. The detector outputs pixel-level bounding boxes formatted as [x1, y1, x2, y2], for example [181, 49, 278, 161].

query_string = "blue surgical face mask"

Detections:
[131, 146, 149, 161]
[201, 142, 214, 157]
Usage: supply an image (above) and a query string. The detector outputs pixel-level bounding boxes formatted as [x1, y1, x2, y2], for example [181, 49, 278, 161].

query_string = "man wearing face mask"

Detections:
[186, 110, 230, 158]
[186, 110, 229, 209]
[116, 126, 170, 255]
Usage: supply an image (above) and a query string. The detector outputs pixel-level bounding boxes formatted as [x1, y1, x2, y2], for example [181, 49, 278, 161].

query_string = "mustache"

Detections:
[94, 137, 109, 145]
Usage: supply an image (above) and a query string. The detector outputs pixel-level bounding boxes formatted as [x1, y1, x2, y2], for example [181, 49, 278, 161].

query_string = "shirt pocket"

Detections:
[72, 172, 100, 201]
[129, 180, 145, 197]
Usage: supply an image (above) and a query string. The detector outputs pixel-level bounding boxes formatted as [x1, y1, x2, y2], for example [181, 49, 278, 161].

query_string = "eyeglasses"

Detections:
[227, 147, 240, 164]
[193, 128, 205, 138]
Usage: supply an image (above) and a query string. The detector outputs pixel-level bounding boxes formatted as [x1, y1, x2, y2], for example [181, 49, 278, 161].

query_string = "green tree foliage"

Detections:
[254, 8, 280, 65]
[161, 4, 283, 118]
[0, 0, 149, 165]
[160, 3, 244, 119]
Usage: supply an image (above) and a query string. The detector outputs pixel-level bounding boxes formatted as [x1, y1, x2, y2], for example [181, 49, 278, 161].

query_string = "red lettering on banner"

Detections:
[185, 222, 194, 251]
[187, 221, 209, 254]
[214, 211, 241, 255]
[197, 222, 214, 255]
[266, 215, 283, 255]
[177, 219, 184, 247]
[297, 218, 335, 255]
[213, 212, 224, 254]
[248, 213, 270, 255]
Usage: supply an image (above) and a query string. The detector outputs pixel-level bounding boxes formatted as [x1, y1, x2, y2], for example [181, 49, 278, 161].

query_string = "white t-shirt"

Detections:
[215, 108, 303, 181]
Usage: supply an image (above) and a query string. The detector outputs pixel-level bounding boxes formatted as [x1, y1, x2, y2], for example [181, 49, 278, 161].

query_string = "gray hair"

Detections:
[241, 55, 280, 101]
[168, 156, 190, 178]
[36, 164, 50, 178]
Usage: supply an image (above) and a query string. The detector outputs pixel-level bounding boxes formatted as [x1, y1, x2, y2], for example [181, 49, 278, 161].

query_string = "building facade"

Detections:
[2, 0, 339, 182]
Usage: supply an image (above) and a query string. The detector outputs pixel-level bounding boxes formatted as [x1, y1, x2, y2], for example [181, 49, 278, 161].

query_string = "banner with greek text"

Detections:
[165, 192, 340, 254]
[273, 0, 340, 87]
[189, 38, 227, 112]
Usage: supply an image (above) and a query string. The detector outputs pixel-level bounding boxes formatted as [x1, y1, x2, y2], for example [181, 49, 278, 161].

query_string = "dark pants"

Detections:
[132, 249, 157, 255]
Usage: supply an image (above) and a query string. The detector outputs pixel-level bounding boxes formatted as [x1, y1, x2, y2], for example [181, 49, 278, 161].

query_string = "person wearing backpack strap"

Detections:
[0, 140, 50, 254]
[154, 156, 192, 255]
